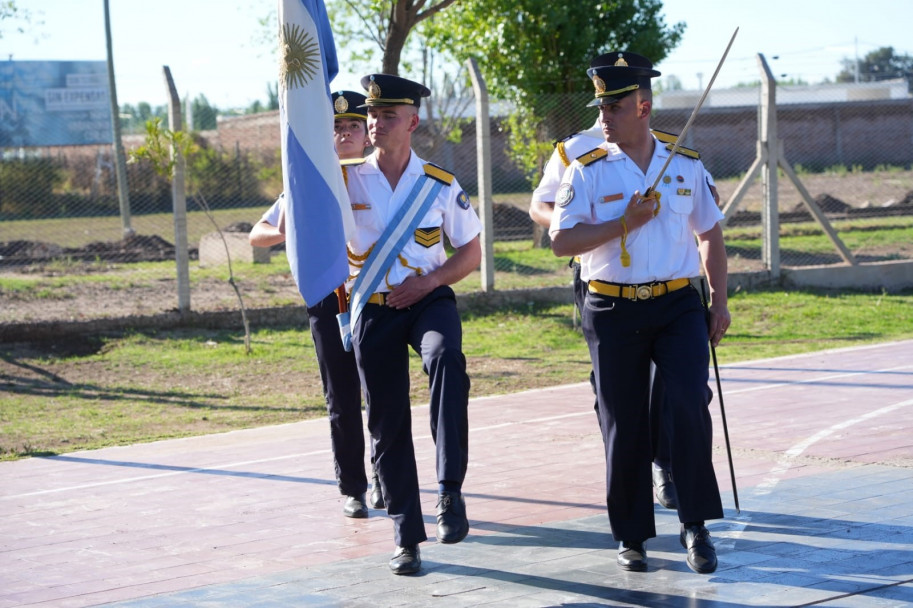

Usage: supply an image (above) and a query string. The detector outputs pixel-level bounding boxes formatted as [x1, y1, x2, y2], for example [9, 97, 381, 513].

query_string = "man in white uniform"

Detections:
[344, 74, 482, 575]
[531, 116, 720, 513]
[550, 51, 730, 575]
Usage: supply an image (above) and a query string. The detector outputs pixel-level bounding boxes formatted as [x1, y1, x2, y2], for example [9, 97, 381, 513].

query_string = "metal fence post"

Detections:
[758, 54, 780, 278]
[164, 66, 191, 313]
[466, 57, 495, 292]
[103, 0, 133, 237]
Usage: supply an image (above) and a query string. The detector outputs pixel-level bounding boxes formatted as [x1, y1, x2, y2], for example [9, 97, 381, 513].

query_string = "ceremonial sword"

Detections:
[643, 27, 740, 206]
[657, 28, 742, 513]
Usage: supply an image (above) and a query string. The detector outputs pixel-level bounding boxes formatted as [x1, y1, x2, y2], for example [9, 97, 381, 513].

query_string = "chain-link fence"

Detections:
[2, 77, 912, 327]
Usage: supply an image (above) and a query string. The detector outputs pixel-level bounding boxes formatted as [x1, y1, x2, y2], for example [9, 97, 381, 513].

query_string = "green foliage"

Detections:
[0, 0, 41, 38]
[837, 46, 913, 90]
[186, 134, 267, 207]
[0, 157, 63, 217]
[428, 0, 683, 103]
[190, 94, 219, 130]
[119, 102, 168, 135]
[424, 0, 685, 184]
[128, 118, 199, 178]
[502, 112, 556, 184]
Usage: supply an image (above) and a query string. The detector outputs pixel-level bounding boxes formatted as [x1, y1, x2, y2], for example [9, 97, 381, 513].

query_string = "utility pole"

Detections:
[103, 0, 134, 237]
[854, 37, 860, 83]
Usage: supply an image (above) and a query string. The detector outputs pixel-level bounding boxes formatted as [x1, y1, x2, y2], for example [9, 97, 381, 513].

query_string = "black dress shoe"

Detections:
[680, 523, 717, 573]
[389, 544, 421, 575]
[342, 494, 368, 519]
[369, 472, 385, 510]
[617, 541, 648, 572]
[652, 464, 678, 510]
[436, 491, 469, 544]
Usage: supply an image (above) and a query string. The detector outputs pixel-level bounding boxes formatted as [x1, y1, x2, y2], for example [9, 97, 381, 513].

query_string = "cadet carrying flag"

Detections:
[278, 0, 354, 306]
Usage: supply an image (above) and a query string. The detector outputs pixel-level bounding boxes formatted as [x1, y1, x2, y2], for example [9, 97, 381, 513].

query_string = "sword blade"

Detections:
[648, 27, 740, 195]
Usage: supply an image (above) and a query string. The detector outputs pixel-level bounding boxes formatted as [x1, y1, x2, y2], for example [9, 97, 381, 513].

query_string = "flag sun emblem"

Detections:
[279, 22, 320, 90]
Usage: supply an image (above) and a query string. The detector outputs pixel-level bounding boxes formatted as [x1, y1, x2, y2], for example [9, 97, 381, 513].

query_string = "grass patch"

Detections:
[2, 287, 913, 460]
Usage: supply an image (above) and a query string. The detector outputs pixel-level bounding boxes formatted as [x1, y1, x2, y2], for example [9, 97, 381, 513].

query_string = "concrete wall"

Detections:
[211, 97, 913, 191]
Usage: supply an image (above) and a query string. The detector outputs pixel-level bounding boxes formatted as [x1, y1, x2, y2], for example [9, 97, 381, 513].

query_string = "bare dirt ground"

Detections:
[2, 172, 912, 327]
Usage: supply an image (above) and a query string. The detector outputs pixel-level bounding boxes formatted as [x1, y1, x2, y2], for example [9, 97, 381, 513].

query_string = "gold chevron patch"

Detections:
[414, 226, 441, 248]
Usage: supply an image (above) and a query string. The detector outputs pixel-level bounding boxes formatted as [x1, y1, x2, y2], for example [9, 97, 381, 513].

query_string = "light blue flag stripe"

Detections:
[284, 125, 349, 306]
[280, 0, 353, 307]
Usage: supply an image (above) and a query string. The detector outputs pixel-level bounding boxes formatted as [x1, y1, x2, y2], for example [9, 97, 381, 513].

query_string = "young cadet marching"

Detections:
[249, 91, 384, 518]
[549, 52, 731, 575]
[530, 111, 720, 514]
[340, 74, 482, 575]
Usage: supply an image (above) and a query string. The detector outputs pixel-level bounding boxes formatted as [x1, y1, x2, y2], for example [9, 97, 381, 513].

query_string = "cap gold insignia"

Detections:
[279, 23, 320, 90]
[334, 95, 348, 113]
[592, 75, 606, 94]
[614, 53, 629, 67]
[367, 77, 382, 100]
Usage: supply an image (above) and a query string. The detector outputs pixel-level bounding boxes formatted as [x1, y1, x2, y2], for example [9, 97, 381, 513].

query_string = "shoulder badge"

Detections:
[556, 183, 575, 207]
[456, 190, 471, 210]
[576, 147, 608, 167]
[423, 163, 454, 186]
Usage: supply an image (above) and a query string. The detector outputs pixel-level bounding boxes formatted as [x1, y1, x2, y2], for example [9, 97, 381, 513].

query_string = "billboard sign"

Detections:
[0, 60, 113, 147]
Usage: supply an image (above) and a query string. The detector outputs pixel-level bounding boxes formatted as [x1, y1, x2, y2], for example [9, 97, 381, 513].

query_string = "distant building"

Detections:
[654, 78, 910, 109]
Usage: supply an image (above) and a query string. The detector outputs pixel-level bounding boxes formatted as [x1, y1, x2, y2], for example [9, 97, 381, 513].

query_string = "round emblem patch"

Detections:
[457, 190, 471, 210]
[556, 183, 575, 207]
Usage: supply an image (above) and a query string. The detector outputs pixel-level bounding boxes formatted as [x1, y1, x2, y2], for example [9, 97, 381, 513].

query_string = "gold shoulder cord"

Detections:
[619, 216, 631, 267]
[619, 191, 660, 268]
[346, 243, 424, 287]
[347, 244, 371, 282]
[556, 141, 571, 168]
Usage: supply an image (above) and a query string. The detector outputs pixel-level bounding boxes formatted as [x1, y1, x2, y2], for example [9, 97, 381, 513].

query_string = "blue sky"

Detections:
[3, 0, 912, 110]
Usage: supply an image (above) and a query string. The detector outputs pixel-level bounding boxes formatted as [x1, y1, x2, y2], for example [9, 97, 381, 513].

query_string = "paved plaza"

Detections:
[2, 340, 912, 607]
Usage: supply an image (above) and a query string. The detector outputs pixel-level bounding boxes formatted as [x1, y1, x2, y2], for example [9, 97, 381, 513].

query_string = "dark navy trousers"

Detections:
[352, 286, 470, 547]
[582, 285, 723, 542]
[307, 292, 367, 497]
[574, 262, 671, 469]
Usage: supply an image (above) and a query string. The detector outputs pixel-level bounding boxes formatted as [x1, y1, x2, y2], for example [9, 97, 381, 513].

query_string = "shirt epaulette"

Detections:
[340, 158, 366, 188]
[423, 163, 454, 186]
[651, 129, 701, 160]
[576, 147, 608, 166]
[556, 140, 572, 167]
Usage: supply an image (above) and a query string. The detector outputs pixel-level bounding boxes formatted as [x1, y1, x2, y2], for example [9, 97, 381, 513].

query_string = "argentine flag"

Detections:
[278, 0, 354, 306]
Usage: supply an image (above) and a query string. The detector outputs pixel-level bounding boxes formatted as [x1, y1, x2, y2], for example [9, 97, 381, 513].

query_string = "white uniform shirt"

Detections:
[532, 120, 604, 203]
[533, 120, 717, 204]
[549, 136, 723, 284]
[259, 194, 283, 226]
[344, 150, 482, 291]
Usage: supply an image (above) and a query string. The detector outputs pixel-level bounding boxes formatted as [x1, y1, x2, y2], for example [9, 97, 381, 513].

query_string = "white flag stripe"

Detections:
[280, 0, 353, 240]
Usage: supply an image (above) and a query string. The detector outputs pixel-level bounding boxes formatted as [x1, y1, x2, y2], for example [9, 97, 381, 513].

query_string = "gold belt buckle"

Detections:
[635, 285, 652, 300]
